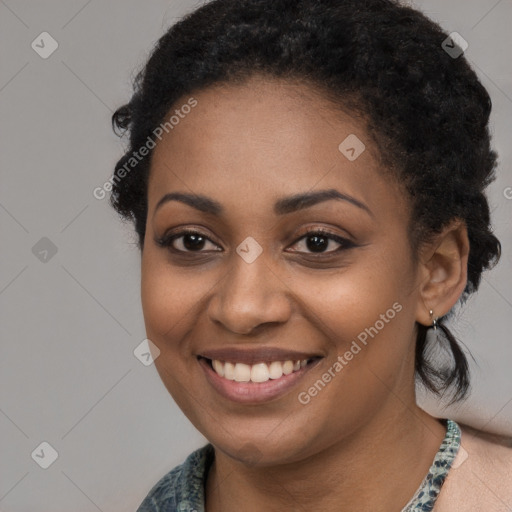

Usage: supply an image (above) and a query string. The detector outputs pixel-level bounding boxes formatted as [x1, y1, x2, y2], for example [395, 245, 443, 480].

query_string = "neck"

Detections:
[205, 404, 446, 512]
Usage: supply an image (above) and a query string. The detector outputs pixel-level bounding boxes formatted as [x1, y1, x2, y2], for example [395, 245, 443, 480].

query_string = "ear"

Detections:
[415, 219, 469, 327]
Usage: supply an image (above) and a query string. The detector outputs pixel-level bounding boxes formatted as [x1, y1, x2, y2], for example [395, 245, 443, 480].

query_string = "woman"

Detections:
[110, 0, 512, 510]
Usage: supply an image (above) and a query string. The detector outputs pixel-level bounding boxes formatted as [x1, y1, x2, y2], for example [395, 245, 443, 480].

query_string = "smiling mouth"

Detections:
[199, 357, 320, 383]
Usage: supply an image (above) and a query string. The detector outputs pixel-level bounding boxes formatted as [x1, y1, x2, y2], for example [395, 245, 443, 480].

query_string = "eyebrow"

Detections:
[154, 189, 373, 217]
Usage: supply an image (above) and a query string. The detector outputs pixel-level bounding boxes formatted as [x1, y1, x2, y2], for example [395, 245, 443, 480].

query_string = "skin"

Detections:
[141, 75, 469, 512]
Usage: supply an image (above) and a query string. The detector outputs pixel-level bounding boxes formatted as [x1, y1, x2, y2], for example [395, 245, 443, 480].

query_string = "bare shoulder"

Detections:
[434, 423, 512, 512]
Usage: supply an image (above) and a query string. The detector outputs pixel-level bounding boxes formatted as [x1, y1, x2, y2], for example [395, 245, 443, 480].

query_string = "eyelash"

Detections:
[155, 227, 355, 257]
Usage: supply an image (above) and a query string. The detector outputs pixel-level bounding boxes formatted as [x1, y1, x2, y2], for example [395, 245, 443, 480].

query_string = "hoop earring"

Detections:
[429, 309, 438, 330]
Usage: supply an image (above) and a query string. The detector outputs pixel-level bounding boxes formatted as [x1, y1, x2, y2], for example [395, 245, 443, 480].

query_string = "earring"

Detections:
[429, 309, 438, 330]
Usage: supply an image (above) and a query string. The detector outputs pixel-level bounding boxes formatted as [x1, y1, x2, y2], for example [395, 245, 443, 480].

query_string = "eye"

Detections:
[156, 228, 355, 256]
[156, 229, 222, 253]
[288, 229, 355, 255]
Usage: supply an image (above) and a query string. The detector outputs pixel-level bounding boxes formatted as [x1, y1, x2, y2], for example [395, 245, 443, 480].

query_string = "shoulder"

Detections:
[136, 444, 214, 512]
[434, 423, 512, 512]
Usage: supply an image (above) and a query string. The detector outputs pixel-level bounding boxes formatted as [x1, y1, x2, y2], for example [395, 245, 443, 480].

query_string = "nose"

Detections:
[207, 252, 292, 335]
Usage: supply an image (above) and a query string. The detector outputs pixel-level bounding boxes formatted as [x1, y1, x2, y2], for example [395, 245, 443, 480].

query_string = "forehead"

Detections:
[147, 76, 407, 220]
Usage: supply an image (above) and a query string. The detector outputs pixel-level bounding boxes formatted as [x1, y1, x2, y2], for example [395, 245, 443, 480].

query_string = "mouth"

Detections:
[203, 357, 316, 382]
[197, 354, 322, 403]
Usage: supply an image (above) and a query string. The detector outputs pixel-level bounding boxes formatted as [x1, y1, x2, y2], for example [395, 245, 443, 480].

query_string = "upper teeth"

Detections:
[212, 359, 308, 383]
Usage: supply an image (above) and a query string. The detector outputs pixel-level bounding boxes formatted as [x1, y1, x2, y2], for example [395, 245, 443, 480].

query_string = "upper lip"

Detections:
[198, 347, 324, 365]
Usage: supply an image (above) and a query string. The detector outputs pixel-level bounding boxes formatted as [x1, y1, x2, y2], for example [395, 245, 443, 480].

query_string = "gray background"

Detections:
[0, 0, 511, 510]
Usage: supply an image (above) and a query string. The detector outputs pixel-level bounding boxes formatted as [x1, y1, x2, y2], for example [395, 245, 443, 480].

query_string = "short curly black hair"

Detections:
[111, 0, 501, 403]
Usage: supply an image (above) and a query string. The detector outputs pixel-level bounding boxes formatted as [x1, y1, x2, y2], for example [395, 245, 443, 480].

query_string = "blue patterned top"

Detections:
[136, 419, 461, 512]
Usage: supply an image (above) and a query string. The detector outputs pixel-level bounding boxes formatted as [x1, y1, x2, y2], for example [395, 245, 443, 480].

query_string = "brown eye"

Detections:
[288, 230, 355, 255]
[179, 233, 207, 251]
[304, 233, 335, 252]
[156, 230, 222, 253]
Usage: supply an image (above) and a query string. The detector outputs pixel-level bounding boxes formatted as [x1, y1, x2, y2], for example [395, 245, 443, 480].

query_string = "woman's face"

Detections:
[142, 76, 425, 465]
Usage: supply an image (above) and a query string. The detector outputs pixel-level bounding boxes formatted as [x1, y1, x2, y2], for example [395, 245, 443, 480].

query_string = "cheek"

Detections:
[140, 250, 211, 416]
[303, 242, 416, 381]
[309, 258, 410, 342]
[293, 263, 416, 438]
[140, 250, 202, 342]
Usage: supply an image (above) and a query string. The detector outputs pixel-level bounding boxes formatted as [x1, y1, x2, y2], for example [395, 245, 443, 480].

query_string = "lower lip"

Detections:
[198, 357, 320, 404]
